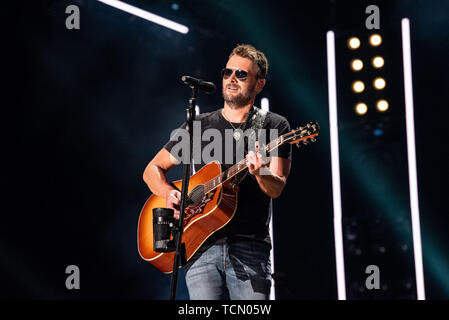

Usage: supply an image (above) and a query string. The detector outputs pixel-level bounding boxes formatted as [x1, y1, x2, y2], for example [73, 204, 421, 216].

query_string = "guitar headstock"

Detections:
[283, 121, 320, 148]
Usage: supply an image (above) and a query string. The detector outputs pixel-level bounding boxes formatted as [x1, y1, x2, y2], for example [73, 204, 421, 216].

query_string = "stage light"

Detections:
[372, 56, 384, 68]
[373, 128, 383, 136]
[352, 81, 365, 93]
[402, 18, 426, 300]
[377, 99, 389, 112]
[373, 77, 386, 90]
[351, 59, 364, 71]
[261, 97, 275, 300]
[355, 103, 368, 115]
[369, 34, 382, 46]
[327, 30, 347, 300]
[348, 37, 360, 50]
[261, 97, 269, 112]
[97, 0, 189, 34]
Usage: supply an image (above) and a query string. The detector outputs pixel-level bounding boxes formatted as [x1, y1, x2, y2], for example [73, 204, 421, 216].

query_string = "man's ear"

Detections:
[256, 78, 266, 93]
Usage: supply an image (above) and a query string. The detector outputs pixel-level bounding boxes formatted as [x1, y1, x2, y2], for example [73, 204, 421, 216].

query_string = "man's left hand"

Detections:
[246, 150, 270, 176]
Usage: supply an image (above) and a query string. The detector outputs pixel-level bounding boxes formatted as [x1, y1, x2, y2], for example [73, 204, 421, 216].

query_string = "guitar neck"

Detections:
[203, 137, 283, 194]
[201, 120, 320, 194]
[203, 159, 248, 193]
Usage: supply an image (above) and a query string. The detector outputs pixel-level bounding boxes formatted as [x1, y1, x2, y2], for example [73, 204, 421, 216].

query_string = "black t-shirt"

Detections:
[163, 106, 292, 246]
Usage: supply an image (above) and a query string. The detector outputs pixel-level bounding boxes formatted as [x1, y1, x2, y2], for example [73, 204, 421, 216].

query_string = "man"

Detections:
[143, 44, 292, 299]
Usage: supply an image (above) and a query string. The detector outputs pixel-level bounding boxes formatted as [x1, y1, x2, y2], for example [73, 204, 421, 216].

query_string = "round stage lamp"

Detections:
[352, 81, 365, 93]
[351, 59, 364, 71]
[377, 99, 389, 112]
[348, 37, 361, 50]
[373, 77, 386, 90]
[372, 56, 384, 68]
[355, 103, 368, 115]
[369, 34, 382, 46]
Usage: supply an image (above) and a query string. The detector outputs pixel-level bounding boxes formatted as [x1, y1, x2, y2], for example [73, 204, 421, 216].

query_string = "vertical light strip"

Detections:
[97, 0, 189, 34]
[401, 18, 426, 300]
[326, 31, 347, 300]
[191, 105, 200, 175]
[261, 97, 269, 112]
[261, 97, 275, 300]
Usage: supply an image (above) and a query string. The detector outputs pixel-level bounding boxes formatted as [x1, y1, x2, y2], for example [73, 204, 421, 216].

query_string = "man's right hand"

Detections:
[165, 189, 181, 219]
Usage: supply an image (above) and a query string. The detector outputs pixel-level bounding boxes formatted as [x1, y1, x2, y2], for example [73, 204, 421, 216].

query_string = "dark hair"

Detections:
[229, 44, 268, 79]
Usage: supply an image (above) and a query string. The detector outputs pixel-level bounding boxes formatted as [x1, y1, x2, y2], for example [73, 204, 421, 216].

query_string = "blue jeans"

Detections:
[184, 239, 272, 300]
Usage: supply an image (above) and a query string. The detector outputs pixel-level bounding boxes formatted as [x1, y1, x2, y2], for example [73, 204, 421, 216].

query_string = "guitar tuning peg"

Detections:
[310, 137, 316, 142]
[295, 142, 301, 148]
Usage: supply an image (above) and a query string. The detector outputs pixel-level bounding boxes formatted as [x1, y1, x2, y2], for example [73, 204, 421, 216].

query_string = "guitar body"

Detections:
[137, 161, 238, 273]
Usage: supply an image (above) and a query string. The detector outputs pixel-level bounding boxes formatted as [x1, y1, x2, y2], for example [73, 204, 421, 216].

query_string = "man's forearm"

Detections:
[143, 164, 176, 198]
[254, 169, 287, 199]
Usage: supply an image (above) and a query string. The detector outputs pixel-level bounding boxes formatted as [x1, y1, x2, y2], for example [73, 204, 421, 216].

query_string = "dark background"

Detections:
[3, 0, 448, 299]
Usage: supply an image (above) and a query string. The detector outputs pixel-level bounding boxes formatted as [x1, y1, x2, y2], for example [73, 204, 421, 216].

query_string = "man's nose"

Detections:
[229, 70, 238, 82]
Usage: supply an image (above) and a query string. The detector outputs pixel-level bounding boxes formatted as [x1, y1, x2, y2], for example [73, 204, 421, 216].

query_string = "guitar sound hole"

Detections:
[188, 185, 205, 207]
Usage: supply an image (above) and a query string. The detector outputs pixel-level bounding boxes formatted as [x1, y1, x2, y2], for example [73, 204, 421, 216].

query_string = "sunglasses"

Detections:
[221, 68, 250, 81]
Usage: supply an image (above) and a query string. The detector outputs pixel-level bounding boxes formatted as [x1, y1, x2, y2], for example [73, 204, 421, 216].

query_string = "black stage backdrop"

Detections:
[3, 0, 449, 300]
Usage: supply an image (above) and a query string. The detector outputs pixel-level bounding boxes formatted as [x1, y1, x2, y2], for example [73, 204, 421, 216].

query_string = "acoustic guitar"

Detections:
[137, 121, 320, 273]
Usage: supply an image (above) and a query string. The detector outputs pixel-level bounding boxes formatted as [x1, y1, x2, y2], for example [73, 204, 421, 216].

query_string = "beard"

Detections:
[222, 82, 256, 108]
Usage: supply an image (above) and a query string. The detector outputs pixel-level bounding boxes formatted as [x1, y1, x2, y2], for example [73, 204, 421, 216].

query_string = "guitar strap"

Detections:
[232, 106, 268, 186]
[249, 106, 268, 141]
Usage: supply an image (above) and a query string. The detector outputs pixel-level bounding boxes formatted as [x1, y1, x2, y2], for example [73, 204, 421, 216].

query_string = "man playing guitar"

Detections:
[143, 44, 292, 300]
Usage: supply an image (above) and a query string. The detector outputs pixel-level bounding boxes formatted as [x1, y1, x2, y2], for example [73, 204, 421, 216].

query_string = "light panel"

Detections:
[97, 0, 189, 34]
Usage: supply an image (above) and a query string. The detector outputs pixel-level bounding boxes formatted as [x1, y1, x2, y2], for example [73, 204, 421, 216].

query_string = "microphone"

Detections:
[182, 76, 216, 94]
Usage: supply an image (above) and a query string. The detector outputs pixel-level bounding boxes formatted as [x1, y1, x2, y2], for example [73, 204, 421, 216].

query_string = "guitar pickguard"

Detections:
[183, 190, 217, 228]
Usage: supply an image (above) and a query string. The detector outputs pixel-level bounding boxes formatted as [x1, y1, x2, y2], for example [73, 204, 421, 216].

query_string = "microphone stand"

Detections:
[169, 86, 197, 300]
